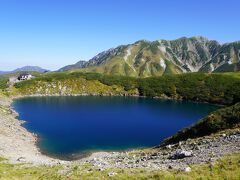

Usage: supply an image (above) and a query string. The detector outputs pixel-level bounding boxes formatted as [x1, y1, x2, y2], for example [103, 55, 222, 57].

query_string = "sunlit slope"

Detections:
[60, 37, 240, 77]
[2, 72, 237, 105]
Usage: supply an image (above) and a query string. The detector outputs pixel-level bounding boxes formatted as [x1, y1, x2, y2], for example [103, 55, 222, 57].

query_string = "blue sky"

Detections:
[0, 0, 239, 71]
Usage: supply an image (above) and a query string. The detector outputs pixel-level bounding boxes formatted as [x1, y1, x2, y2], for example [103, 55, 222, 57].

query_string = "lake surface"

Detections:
[13, 96, 218, 159]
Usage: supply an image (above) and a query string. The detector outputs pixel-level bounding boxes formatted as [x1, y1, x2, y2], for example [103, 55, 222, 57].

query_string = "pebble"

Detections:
[108, 172, 117, 177]
[184, 167, 191, 172]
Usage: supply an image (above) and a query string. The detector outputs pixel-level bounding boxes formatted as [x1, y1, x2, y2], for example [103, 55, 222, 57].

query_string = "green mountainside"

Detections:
[162, 102, 240, 145]
[58, 61, 86, 72]
[4, 72, 239, 106]
[59, 37, 240, 77]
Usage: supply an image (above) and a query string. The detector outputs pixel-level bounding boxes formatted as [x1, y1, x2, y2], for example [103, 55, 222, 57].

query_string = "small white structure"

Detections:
[8, 73, 34, 85]
[17, 73, 33, 81]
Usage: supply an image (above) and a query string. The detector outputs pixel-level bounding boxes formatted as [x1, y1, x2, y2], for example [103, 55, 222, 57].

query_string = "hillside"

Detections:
[4, 72, 238, 105]
[58, 61, 86, 72]
[161, 102, 240, 145]
[59, 37, 240, 77]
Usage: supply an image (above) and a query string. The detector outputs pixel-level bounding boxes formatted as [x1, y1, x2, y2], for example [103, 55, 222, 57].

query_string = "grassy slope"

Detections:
[7, 72, 240, 105]
[73, 40, 185, 78]
[162, 102, 240, 145]
[0, 153, 239, 179]
[2, 72, 137, 97]
[139, 72, 240, 105]
[14, 78, 127, 96]
[69, 38, 240, 77]
[0, 76, 8, 89]
[10, 72, 138, 96]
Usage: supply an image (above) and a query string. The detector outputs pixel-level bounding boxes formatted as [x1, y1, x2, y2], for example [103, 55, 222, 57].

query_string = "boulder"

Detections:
[184, 167, 191, 172]
[108, 172, 117, 177]
[170, 150, 192, 159]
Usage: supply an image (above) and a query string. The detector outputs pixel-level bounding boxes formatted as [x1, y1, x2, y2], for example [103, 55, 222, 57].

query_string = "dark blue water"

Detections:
[13, 96, 218, 159]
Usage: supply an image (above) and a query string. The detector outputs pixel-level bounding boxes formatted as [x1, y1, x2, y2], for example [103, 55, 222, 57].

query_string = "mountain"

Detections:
[59, 36, 240, 77]
[58, 61, 86, 72]
[0, 66, 49, 75]
[12, 66, 49, 73]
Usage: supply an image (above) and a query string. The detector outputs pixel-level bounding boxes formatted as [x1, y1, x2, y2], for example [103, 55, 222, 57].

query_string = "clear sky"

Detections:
[0, 0, 239, 71]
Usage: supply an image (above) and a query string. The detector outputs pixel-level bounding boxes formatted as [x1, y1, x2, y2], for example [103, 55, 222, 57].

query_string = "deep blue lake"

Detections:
[13, 96, 218, 159]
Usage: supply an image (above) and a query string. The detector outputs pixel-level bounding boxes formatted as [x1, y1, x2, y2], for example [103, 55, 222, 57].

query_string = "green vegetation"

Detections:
[162, 103, 240, 145]
[0, 72, 43, 90]
[60, 37, 240, 77]
[139, 72, 240, 105]
[0, 153, 239, 179]
[13, 72, 240, 105]
[14, 72, 138, 93]
[0, 76, 8, 89]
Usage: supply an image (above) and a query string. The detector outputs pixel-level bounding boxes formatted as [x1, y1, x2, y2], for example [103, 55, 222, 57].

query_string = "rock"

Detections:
[108, 172, 117, 177]
[184, 167, 191, 172]
[98, 168, 104, 171]
[171, 150, 193, 159]
[17, 157, 26, 162]
[166, 144, 173, 149]
[194, 145, 200, 150]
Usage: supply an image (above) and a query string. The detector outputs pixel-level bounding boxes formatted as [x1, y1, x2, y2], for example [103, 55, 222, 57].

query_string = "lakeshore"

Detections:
[0, 95, 67, 165]
[0, 94, 239, 172]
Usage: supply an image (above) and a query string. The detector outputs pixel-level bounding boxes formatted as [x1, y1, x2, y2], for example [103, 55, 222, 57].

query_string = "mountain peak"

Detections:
[0, 66, 49, 75]
[13, 66, 49, 73]
[58, 60, 86, 72]
[59, 36, 240, 76]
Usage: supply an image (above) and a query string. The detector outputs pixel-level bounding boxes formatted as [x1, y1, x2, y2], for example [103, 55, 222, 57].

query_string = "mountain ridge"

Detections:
[0, 66, 49, 75]
[59, 36, 240, 77]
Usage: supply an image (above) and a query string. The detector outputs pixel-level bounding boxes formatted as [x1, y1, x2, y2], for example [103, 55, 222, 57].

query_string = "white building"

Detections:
[8, 73, 34, 85]
[17, 74, 33, 81]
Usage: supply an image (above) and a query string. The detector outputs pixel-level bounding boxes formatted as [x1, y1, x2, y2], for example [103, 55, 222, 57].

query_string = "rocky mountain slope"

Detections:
[59, 36, 240, 77]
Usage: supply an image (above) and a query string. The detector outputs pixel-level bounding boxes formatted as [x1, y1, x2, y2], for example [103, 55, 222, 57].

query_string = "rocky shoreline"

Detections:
[0, 95, 68, 165]
[0, 94, 239, 172]
[78, 129, 240, 171]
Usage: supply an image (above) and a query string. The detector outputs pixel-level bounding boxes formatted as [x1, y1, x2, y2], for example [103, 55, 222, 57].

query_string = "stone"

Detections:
[17, 157, 26, 162]
[184, 167, 191, 172]
[167, 144, 173, 149]
[171, 150, 193, 159]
